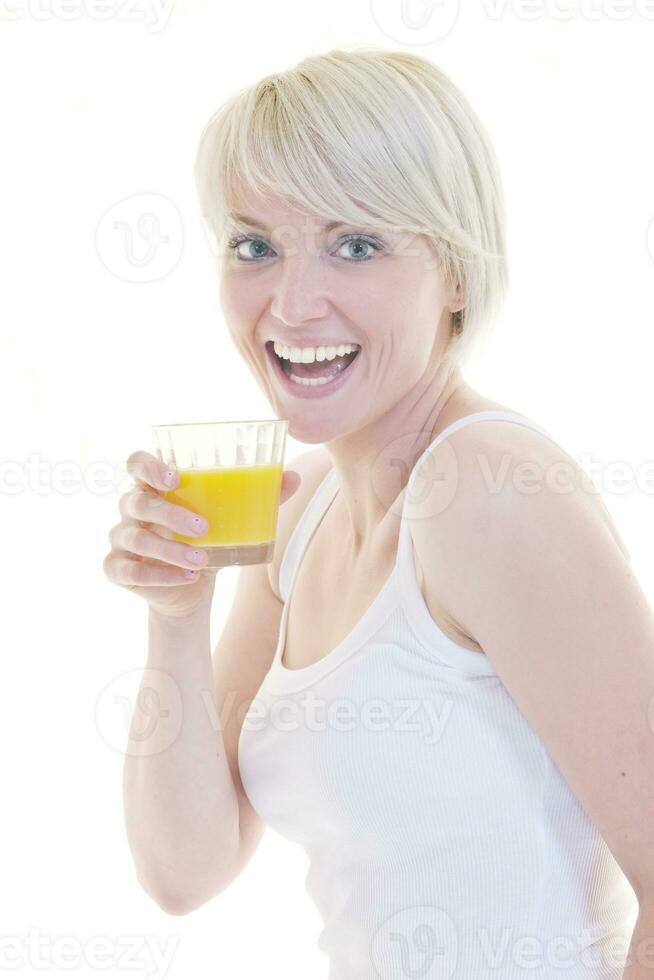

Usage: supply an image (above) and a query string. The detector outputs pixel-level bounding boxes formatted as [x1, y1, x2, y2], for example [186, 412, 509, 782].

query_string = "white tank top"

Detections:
[238, 411, 638, 979]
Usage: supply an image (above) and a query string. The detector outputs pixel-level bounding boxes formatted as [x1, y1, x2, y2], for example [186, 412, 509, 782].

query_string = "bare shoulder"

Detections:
[437, 411, 629, 559]
[408, 407, 552, 648]
[412, 409, 631, 646]
[267, 446, 333, 601]
[421, 405, 628, 547]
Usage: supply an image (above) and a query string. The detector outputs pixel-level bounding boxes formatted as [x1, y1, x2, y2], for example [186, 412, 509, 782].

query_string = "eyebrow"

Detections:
[227, 212, 348, 234]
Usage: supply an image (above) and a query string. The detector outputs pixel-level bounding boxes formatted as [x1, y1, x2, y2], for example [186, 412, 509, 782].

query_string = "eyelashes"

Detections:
[225, 233, 385, 264]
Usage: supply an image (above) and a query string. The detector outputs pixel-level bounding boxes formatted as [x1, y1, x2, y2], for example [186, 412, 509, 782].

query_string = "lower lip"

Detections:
[266, 344, 362, 399]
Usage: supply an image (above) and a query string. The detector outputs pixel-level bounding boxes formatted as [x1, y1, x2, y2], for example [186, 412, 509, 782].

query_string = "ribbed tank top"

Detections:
[238, 411, 638, 979]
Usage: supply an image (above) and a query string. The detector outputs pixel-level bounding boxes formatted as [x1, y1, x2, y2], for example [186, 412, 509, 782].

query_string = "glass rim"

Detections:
[152, 418, 288, 430]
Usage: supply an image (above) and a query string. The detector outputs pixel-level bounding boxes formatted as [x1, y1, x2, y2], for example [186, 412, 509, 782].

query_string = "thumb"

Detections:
[279, 468, 301, 504]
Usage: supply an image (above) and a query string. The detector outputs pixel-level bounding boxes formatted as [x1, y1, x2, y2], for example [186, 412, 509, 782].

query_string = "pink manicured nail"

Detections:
[185, 550, 206, 565]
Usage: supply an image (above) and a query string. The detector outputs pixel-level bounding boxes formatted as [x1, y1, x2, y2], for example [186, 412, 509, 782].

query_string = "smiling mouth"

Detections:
[266, 340, 360, 383]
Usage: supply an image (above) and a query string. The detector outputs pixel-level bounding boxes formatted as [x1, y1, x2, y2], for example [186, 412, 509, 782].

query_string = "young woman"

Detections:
[105, 48, 654, 978]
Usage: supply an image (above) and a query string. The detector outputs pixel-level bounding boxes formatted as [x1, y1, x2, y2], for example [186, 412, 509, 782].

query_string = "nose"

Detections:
[269, 251, 331, 328]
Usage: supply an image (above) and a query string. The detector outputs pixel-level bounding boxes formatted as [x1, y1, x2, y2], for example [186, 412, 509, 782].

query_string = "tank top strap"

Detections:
[278, 466, 339, 604]
[279, 411, 558, 604]
[391, 410, 561, 674]
[395, 409, 558, 596]
[397, 410, 558, 570]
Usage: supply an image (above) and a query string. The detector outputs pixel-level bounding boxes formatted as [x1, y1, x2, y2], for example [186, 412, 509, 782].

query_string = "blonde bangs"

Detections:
[194, 47, 508, 371]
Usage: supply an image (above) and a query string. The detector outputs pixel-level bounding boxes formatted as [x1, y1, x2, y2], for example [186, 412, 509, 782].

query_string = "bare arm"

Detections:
[121, 448, 331, 915]
[122, 601, 240, 916]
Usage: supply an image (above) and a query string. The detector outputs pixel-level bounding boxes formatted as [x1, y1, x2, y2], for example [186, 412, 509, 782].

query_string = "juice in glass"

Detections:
[152, 419, 288, 570]
[164, 463, 283, 566]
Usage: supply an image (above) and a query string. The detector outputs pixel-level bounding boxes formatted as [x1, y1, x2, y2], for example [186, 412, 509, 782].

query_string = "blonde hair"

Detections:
[193, 46, 508, 372]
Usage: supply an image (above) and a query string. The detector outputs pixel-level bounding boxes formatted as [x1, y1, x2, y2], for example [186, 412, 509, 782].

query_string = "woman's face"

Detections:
[218, 185, 462, 444]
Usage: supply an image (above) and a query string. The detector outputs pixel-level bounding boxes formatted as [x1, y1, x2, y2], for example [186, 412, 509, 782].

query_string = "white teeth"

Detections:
[272, 340, 360, 363]
[288, 372, 334, 387]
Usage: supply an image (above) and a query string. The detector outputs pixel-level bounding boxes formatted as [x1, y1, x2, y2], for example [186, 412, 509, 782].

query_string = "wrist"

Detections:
[148, 601, 213, 632]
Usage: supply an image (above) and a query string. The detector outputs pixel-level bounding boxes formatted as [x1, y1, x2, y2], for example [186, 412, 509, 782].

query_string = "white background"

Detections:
[1, 0, 653, 977]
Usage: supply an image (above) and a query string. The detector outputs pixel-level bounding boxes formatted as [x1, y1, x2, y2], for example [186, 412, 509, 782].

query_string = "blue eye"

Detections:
[227, 236, 272, 261]
[226, 234, 384, 263]
[333, 236, 383, 261]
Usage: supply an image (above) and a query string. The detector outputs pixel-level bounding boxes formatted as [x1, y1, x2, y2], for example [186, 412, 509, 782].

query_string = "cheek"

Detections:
[365, 264, 437, 317]
[219, 274, 263, 338]
[218, 274, 241, 320]
[338, 281, 402, 346]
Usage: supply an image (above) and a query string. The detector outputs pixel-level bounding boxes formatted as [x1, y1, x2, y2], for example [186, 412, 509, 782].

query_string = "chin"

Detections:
[284, 418, 335, 445]
[284, 410, 357, 446]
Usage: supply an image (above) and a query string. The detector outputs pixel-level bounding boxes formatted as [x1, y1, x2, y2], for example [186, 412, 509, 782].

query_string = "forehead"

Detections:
[227, 187, 327, 231]
[226, 177, 300, 217]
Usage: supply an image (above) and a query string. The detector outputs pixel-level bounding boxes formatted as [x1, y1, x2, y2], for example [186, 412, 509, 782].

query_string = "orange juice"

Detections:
[164, 463, 283, 568]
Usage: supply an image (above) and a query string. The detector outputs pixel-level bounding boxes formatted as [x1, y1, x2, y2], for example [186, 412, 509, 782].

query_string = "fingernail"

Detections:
[163, 469, 177, 487]
[187, 515, 209, 534]
[185, 549, 207, 565]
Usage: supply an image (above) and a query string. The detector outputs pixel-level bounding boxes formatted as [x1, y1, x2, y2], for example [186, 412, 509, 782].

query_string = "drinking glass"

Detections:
[151, 419, 288, 570]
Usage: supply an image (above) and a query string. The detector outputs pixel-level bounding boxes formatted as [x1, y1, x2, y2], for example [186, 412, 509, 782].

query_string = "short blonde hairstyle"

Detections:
[194, 46, 508, 372]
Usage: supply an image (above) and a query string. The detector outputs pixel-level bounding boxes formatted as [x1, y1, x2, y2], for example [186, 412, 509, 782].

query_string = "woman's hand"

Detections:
[103, 450, 301, 620]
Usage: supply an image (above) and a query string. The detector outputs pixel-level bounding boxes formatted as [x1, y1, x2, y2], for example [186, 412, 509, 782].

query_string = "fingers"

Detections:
[108, 520, 208, 572]
[103, 548, 205, 590]
[126, 449, 180, 493]
[103, 449, 210, 594]
[280, 469, 301, 504]
[118, 484, 208, 539]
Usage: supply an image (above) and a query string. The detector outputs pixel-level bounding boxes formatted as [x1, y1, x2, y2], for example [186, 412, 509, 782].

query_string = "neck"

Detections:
[324, 363, 468, 557]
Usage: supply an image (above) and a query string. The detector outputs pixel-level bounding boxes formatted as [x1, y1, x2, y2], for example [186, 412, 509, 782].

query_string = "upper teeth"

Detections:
[272, 341, 360, 363]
